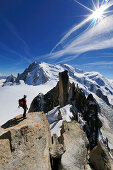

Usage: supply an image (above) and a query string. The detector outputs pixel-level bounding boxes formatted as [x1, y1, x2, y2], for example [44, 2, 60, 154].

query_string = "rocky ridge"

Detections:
[29, 71, 101, 149]
[0, 70, 113, 170]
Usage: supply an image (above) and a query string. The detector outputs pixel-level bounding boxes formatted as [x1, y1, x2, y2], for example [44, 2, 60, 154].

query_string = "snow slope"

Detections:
[0, 80, 57, 125]
[4, 62, 113, 105]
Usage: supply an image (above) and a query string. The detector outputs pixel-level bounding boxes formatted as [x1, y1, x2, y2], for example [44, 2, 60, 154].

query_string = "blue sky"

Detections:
[0, 0, 113, 79]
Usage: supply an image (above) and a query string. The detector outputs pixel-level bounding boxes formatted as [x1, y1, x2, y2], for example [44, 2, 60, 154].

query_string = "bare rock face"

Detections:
[85, 94, 99, 150]
[29, 70, 69, 113]
[89, 142, 113, 170]
[29, 82, 59, 113]
[60, 121, 89, 170]
[0, 113, 52, 170]
[59, 70, 69, 107]
[70, 85, 101, 150]
[50, 134, 66, 170]
[74, 86, 86, 113]
[0, 139, 11, 169]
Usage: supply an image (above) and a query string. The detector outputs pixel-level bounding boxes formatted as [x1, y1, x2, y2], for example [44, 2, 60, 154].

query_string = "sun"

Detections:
[74, 0, 113, 24]
[90, 5, 106, 22]
[50, 0, 113, 54]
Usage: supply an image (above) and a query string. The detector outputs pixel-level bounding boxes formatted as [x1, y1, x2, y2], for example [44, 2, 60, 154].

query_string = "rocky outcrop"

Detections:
[0, 113, 92, 170]
[73, 85, 87, 113]
[89, 142, 113, 170]
[50, 134, 65, 159]
[29, 82, 59, 113]
[29, 71, 69, 113]
[84, 94, 99, 150]
[70, 83, 100, 149]
[50, 134, 65, 170]
[0, 112, 52, 170]
[59, 70, 69, 107]
[3, 74, 16, 86]
[29, 71, 101, 150]
[60, 121, 89, 170]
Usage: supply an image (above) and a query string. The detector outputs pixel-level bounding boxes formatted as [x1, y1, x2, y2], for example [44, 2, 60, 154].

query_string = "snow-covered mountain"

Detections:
[4, 62, 113, 106]
[1, 62, 113, 150]
[3, 74, 16, 86]
[15, 62, 48, 85]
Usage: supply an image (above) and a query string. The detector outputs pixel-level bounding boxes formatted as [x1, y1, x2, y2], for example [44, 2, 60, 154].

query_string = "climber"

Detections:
[18, 95, 28, 118]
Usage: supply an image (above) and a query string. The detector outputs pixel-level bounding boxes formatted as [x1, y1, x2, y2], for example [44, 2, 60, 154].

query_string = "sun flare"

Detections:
[90, 5, 107, 22]
[51, 0, 113, 54]
[74, 0, 113, 24]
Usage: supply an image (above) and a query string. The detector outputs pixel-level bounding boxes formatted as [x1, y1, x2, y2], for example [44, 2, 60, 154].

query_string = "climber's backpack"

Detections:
[18, 99, 24, 107]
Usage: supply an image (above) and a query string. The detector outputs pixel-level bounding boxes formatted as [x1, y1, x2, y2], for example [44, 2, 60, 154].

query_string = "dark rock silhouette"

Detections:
[85, 94, 99, 149]
[89, 142, 113, 170]
[73, 85, 87, 113]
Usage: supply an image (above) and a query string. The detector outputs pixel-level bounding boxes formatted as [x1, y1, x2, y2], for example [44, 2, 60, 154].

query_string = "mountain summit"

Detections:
[4, 62, 113, 106]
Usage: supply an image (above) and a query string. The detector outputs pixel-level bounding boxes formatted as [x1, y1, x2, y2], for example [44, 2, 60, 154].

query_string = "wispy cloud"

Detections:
[49, 0, 113, 61]
[76, 61, 113, 71]
[82, 61, 113, 66]
[84, 52, 113, 59]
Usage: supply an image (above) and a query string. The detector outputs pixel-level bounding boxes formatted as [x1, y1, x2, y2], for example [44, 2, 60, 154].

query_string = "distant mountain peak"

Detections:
[3, 62, 113, 106]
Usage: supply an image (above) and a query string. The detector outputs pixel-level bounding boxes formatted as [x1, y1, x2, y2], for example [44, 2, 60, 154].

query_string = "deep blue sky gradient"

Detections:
[0, 0, 113, 79]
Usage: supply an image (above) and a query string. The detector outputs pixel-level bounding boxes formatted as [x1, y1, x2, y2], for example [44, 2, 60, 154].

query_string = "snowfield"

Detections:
[0, 80, 57, 125]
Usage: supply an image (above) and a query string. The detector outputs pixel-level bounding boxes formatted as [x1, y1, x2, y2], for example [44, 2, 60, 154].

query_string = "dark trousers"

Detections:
[23, 107, 27, 118]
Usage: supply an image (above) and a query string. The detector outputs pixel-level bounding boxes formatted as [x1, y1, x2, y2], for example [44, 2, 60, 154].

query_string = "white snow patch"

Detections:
[50, 120, 63, 137]
[0, 80, 57, 125]
[47, 107, 60, 124]
[47, 104, 73, 137]
[60, 104, 73, 122]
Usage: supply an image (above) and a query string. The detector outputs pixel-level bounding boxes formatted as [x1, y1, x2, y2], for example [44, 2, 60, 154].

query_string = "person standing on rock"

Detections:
[18, 95, 28, 119]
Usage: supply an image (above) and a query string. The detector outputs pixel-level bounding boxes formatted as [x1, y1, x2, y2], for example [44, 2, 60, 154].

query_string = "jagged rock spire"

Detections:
[59, 70, 69, 107]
